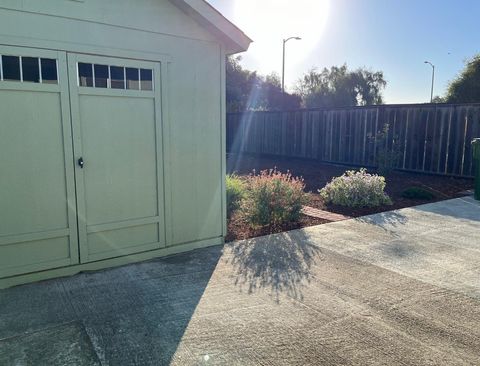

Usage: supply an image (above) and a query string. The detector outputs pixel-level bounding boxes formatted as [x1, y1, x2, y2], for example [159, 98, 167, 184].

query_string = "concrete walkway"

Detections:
[0, 197, 479, 365]
[302, 196, 480, 300]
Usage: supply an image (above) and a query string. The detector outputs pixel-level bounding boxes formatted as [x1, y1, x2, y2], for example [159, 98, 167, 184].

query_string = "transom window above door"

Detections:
[0, 55, 58, 84]
[77, 62, 153, 91]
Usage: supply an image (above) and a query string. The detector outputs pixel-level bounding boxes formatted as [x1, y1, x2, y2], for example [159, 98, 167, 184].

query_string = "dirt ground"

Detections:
[226, 153, 474, 241]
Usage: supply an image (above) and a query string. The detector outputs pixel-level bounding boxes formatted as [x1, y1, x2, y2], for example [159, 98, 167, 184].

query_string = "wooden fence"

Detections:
[226, 103, 480, 177]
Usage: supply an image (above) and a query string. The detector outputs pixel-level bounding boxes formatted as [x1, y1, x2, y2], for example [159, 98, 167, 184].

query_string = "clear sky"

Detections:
[207, 0, 480, 104]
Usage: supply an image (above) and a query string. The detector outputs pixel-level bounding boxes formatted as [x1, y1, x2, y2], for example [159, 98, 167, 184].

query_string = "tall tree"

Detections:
[226, 56, 260, 112]
[226, 56, 301, 112]
[295, 64, 386, 108]
[261, 73, 302, 111]
[446, 55, 480, 103]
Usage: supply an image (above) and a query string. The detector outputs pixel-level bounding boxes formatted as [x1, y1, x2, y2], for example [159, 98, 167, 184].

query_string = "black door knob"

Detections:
[78, 157, 84, 168]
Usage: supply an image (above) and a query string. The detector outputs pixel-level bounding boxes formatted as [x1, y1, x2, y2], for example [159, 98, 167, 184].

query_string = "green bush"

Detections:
[369, 123, 402, 175]
[241, 169, 308, 227]
[226, 174, 246, 218]
[319, 168, 392, 207]
[401, 186, 435, 200]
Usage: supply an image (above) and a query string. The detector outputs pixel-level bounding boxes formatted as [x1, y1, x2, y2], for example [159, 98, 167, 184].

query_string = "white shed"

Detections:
[0, 0, 251, 288]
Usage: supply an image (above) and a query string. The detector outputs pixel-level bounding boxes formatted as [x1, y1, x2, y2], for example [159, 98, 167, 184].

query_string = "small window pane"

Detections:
[2, 56, 21, 81]
[126, 67, 139, 90]
[110, 66, 125, 89]
[140, 69, 153, 91]
[22, 57, 40, 83]
[78, 63, 93, 87]
[94, 64, 108, 88]
[41, 59, 57, 84]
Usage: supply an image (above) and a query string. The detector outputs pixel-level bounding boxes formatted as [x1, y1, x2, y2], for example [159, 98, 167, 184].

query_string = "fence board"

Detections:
[227, 103, 480, 177]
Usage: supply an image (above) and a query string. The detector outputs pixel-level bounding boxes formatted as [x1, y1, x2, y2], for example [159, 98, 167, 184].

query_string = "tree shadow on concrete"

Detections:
[413, 196, 480, 222]
[379, 239, 419, 259]
[225, 230, 323, 303]
[355, 211, 409, 236]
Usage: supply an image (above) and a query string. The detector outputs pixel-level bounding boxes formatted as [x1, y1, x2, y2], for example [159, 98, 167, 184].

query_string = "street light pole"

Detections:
[282, 36, 301, 93]
[424, 61, 435, 103]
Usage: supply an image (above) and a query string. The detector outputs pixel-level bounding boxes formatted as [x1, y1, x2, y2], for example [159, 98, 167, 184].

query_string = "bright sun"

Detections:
[234, 0, 330, 75]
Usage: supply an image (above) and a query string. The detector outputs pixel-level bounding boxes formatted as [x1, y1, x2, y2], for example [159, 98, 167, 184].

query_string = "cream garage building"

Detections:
[0, 0, 251, 288]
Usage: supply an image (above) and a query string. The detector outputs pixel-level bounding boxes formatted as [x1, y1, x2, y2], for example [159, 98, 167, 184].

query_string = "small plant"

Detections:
[226, 174, 246, 218]
[241, 169, 308, 227]
[369, 123, 402, 175]
[319, 168, 392, 208]
[401, 186, 435, 200]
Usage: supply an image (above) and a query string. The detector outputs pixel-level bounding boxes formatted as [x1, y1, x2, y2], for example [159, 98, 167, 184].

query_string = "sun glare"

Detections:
[234, 0, 330, 75]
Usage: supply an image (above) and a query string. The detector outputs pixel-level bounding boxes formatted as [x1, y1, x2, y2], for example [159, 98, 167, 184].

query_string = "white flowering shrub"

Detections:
[319, 168, 392, 207]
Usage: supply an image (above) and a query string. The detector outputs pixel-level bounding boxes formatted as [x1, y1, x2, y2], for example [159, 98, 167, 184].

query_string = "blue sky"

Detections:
[208, 0, 480, 104]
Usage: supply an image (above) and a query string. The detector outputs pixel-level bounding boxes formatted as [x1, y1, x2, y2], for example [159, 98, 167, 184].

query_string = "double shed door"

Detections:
[0, 46, 165, 278]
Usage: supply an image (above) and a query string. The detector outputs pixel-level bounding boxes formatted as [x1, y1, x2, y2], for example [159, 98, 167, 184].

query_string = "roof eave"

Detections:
[169, 0, 252, 54]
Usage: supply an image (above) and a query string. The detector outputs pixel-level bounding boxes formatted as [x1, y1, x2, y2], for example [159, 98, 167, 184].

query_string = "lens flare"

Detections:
[234, 0, 330, 74]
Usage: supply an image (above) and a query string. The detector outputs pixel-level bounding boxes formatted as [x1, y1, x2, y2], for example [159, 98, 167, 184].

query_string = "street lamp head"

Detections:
[284, 36, 302, 43]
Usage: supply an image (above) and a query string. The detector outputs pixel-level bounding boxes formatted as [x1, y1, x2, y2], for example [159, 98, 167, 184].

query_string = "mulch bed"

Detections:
[226, 154, 474, 241]
[225, 214, 328, 242]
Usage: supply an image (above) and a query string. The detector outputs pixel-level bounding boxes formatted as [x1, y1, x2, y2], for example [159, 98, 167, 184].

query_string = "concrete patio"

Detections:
[1, 197, 479, 365]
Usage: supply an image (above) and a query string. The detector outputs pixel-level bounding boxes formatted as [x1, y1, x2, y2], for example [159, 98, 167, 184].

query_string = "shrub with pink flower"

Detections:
[319, 168, 392, 207]
[241, 169, 308, 227]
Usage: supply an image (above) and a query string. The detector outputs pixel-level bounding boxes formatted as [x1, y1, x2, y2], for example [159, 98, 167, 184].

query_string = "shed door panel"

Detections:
[0, 47, 78, 277]
[79, 96, 158, 224]
[67, 54, 165, 263]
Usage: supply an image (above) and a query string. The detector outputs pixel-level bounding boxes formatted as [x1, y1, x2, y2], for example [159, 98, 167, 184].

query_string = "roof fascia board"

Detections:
[169, 0, 252, 54]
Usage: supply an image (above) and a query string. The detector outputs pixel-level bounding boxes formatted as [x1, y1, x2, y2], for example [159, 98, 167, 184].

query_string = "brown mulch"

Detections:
[225, 213, 328, 243]
[307, 171, 472, 218]
[226, 154, 474, 241]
